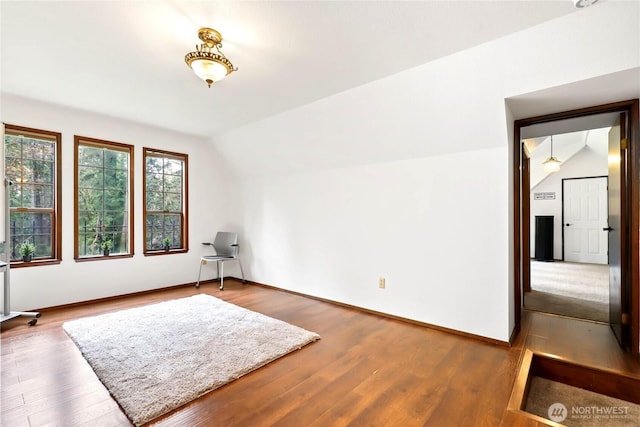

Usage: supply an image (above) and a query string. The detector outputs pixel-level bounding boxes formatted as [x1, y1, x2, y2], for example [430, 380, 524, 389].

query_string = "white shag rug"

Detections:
[62, 294, 320, 426]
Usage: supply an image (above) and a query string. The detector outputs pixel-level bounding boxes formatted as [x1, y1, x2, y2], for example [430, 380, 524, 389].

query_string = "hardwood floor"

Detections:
[2, 280, 639, 426]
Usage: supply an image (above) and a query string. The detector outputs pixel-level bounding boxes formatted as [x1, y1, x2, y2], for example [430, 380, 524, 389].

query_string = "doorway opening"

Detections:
[513, 99, 639, 356]
[525, 126, 610, 323]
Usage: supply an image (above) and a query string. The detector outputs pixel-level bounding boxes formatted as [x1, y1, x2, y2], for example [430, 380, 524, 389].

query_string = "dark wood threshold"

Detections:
[523, 307, 609, 326]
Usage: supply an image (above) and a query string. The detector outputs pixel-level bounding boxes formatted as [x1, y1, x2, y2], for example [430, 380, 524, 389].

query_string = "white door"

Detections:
[563, 177, 608, 264]
[607, 116, 624, 345]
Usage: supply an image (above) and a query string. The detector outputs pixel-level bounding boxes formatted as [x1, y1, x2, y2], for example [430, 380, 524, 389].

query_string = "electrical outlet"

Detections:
[379, 277, 385, 289]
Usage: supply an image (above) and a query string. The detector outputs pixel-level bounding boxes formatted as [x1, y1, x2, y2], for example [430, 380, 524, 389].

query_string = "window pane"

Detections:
[34, 233, 53, 258]
[5, 136, 21, 157]
[78, 188, 104, 212]
[4, 157, 22, 181]
[146, 214, 163, 249]
[144, 150, 187, 253]
[104, 189, 127, 211]
[22, 139, 52, 160]
[163, 215, 182, 248]
[164, 159, 182, 175]
[105, 149, 128, 170]
[164, 174, 182, 193]
[9, 212, 53, 261]
[78, 228, 102, 255]
[20, 161, 35, 183]
[41, 141, 55, 161]
[104, 169, 127, 190]
[20, 184, 53, 208]
[26, 159, 54, 184]
[146, 157, 163, 174]
[78, 211, 100, 229]
[164, 193, 181, 211]
[4, 126, 60, 264]
[147, 195, 164, 212]
[76, 138, 132, 258]
[78, 146, 103, 166]
[9, 181, 22, 207]
[146, 213, 181, 250]
[146, 191, 164, 211]
[78, 166, 103, 188]
[77, 212, 129, 256]
[102, 213, 128, 253]
[146, 172, 162, 192]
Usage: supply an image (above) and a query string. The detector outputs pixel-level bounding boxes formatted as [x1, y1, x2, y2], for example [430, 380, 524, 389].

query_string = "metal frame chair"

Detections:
[196, 232, 246, 290]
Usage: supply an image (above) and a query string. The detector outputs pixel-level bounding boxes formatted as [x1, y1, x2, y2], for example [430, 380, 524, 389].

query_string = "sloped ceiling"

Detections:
[1, 1, 579, 137]
[528, 127, 610, 188]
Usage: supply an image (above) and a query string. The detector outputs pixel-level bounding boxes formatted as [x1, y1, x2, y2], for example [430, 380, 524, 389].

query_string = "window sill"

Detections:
[144, 249, 188, 256]
[10, 259, 62, 268]
[74, 254, 134, 262]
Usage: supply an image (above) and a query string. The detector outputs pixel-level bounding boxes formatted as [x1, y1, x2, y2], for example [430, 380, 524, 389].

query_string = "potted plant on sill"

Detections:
[162, 237, 171, 252]
[101, 239, 113, 256]
[19, 240, 35, 262]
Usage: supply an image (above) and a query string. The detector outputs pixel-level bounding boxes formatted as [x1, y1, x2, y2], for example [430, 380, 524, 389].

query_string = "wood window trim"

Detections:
[74, 135, 135, 261]
[4, 123, 62, 266]
[142, 147, 189, 256]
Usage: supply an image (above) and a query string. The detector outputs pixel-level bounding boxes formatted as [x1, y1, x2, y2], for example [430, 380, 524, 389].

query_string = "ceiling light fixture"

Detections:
[574, 0, 599, 8]
[542, 135, 562, 173]
[185, 27, 237, 88]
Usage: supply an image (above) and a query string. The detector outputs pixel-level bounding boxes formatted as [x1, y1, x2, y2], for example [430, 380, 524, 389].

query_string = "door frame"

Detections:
[513, 99, 639, 356]
[561, 175, 608, 263]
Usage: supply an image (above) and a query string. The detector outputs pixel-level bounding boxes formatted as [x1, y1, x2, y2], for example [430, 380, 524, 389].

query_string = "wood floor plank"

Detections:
[2, 280, 639, 427]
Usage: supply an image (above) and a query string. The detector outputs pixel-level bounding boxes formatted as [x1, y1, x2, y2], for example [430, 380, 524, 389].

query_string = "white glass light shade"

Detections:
[574, 0, 599, 8]
[543, 157, 562, 173]
[185, 28, 236, 88]
[190, 59, 229, 86]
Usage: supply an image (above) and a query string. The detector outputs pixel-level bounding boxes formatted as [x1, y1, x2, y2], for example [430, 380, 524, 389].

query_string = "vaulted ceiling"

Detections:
[0, 1, 584, 137]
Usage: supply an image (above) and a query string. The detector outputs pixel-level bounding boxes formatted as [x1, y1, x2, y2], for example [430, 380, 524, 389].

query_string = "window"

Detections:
[4, 125, 62, 265]
[75, 136, 134, 259]
[143, 148, 188, 254]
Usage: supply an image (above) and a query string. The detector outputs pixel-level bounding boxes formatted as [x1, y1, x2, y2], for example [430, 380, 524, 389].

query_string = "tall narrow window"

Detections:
[143, 148, 188, 254]
[75, 136, 134, 259]
[4, 125, 62, 265]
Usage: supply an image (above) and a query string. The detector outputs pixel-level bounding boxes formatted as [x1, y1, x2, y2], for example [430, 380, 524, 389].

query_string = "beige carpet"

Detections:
[525, 261, 609, 322]
[526, 376, 639, 426]
[63, 294, 320, 426]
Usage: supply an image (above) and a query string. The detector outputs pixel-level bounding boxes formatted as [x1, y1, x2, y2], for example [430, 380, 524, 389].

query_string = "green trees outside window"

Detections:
[143, 148, 188, 254]
[4, 125, 61, 264]
[75, 136, 134, 259]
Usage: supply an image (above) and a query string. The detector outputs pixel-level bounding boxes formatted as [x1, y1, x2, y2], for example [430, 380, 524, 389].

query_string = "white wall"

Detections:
[1, 94, 241, 311]
[530, 144, 609, 260]
[241, 147, 509, 339]
[213, 1, 639, 341]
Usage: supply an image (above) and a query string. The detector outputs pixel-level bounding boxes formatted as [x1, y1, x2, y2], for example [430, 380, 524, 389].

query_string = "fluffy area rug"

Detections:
[62, 294, 320, 426]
